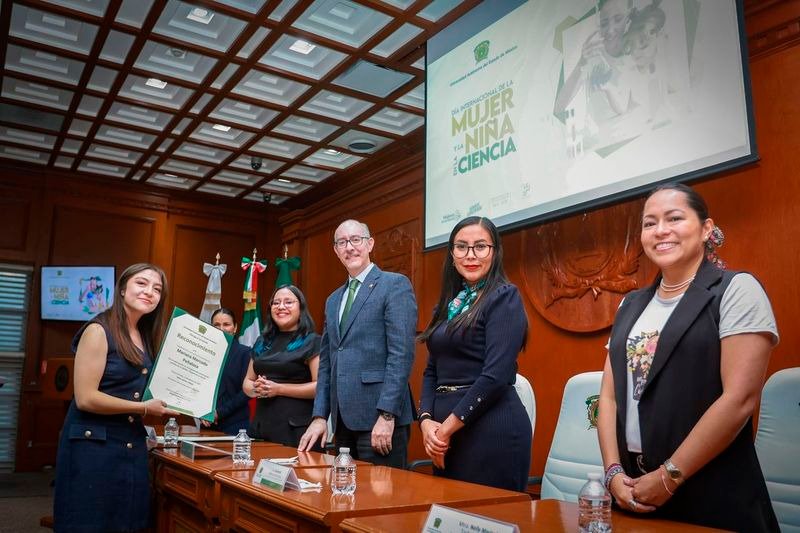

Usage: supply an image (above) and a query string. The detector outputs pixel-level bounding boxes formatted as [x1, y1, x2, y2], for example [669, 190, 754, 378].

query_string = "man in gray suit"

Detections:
[298, 219, 417, 467]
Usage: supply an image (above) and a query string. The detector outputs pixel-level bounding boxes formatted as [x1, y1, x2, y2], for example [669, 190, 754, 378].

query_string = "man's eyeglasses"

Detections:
[451, 243, 494, 259]
[271, 299, 298, 308]
[333, 235, 370, 249]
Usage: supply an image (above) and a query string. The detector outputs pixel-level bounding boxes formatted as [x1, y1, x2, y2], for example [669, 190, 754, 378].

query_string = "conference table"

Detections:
[152, 440, 528, 532]
[151, 439, 727, 532]
[339, 499, 729, 532]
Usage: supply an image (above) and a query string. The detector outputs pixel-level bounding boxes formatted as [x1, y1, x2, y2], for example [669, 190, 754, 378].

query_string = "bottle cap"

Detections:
[339, 447, 350, 454]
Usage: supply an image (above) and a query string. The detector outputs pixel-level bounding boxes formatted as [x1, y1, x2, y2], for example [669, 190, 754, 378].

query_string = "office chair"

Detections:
[755, 367, 800, 532]
[538, 371, 604, 502]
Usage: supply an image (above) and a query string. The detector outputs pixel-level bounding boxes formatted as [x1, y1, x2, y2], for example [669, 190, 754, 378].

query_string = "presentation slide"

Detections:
[41, 266, 115, 321]
[425, 0, 753, 248]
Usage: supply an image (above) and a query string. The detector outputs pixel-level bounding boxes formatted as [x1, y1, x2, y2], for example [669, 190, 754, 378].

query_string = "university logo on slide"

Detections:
[473, 40, 489, 63]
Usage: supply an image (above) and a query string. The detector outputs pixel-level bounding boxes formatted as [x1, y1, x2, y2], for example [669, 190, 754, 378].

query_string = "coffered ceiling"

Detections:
[0, 0, 479, 207]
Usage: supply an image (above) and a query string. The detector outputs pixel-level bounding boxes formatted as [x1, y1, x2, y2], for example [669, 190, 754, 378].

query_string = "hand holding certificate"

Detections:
[144, 308, 232, 421]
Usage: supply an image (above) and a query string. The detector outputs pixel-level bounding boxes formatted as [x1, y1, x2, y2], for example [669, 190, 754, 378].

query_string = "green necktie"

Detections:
[339, 279, 360, 336]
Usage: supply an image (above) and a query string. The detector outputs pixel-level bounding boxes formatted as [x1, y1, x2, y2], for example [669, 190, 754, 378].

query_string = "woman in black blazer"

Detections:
[598, 184, 779, 531]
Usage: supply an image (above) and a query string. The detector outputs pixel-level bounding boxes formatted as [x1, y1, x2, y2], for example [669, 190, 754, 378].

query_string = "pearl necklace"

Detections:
[659, 275, 695, 293]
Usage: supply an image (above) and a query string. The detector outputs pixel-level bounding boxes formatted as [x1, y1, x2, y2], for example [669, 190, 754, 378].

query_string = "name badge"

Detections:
[422, 504, 519, 533]
[252, 459, 302, 492]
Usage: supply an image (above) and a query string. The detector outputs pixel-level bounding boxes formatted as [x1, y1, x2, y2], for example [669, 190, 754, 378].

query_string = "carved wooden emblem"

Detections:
[372, 221, 419, 285]
[520, 200, 657, 332]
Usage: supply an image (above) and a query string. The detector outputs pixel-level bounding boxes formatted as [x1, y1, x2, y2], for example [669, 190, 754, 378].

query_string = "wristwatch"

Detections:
[379, 410, 395, 421]
[663, 459, 683, 484]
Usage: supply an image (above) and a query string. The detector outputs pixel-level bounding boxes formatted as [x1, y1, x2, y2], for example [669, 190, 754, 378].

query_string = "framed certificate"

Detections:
[144, 307, 232, 421]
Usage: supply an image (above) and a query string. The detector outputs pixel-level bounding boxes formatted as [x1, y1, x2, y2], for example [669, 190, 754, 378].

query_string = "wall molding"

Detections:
[748, 15, 800, 60]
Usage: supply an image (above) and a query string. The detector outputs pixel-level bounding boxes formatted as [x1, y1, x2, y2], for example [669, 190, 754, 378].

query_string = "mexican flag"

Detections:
[239, 256, 267, 347]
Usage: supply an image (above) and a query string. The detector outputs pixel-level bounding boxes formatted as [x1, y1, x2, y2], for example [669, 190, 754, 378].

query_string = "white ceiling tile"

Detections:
[5, 45, 85, 86]
[87, 67, 118, 93]
[211, 63, 240, 89]
[119, 74, 194, 110]
[2, 77, 73, 111]
[10, 5, 98, 55]
[303, 149, 363, 169]
[78, 159, 129, 177]
[231, 70, 310, 106]
[85, 143, 142, 165]
[190, 93, 214, 115]
[173, 118, 192, 135]
[214, 0, 269, 15]
[117, 0, 155, 28]
[370, 23, 423, 58]
[95, 125, 157, 150]
[41, 0, 109, 17]
[250, 136, 310, 159]
[0, 126, 56, 150]
[54, 155, 75, 168]
[395, 83, 424, 109]
[213, 169, 262, 186]
[68, 119, 92, 136]
[280, 164, 333, 182]
[334, 60, 414, 97]
[76, 94, 104, 117]
[361, 107, 422, 135]
[106, 102, 174, 130]
[292, 0, 392, 48]
[173, 141, 233, 163]
[209, 99, 279, 129]
[259, 35, 346, 81]
[0, 146, 49, 164]
[135, 41, 218, 84]
[160, 158, 212, 178]
[237, 27, 270, 59]
[418, 0, 462, 22]
[198, 182, 244, 197]
[273, 115, 338, 142]
[300, 90, 373, 122]
[190, 122, 254, 148]
[268, 0, 298, 22]
[148, 173, 198, 189]
[61, 138, 83, 153]
[100, 30, 137, 64]
[261, 179, 309, 195]
[154, 1, 247, 53]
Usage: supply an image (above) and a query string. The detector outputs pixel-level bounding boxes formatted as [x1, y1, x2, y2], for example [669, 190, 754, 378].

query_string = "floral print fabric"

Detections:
[627, 330, 659, 400]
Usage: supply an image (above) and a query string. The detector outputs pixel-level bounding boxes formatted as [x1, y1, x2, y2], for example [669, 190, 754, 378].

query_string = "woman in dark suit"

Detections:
[598, 184, 779, 531]
[418, 216, 531, 491]
[200, 307, 250, 435]
[54, 263, 177, 532]
[243, 285, 320, 447]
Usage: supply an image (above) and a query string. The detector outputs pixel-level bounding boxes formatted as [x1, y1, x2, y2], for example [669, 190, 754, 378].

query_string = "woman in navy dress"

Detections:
[243, 285, 320, 447]
[200, 307, 250, 435]
[54, 263, 177, 532]
[418, 216, 531, 491]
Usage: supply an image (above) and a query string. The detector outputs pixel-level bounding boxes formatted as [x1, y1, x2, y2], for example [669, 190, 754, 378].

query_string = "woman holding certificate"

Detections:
[243, 285, 321, 447]
[54, 263, 177, 532]
[417, 216, 531, 491]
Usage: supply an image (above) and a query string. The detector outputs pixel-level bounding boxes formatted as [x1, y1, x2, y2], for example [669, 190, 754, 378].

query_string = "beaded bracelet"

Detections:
[604, 463, 625, 490]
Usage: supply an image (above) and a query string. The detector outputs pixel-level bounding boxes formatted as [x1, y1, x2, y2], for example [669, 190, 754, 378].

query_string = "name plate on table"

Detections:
[252, 459, 322, 492]
[422, 504, 519, 533]
[180, 440, 231, 461]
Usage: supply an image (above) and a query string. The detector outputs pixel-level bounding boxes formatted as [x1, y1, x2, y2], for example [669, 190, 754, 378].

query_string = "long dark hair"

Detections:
[96, 263, 168, 366]
[418, 217, 515, 342]
[261, 285, 315, 342]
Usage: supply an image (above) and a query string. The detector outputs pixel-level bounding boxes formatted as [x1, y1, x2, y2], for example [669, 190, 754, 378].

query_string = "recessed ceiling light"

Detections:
[289, 39, 316, 55]
[324, 148, 341, 155]
[212, 124, 231, 132]
[145, 78, 167, 89]
[348, 139, 377, 153]
[277, 178, 291, 183]
[187, 7, 214, 24]
[168, 47, 187, 59]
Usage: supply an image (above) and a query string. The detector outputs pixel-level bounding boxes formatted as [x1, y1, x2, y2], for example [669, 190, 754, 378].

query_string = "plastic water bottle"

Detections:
[164, 417, 179, 446]
[330, 447, 356, 495]
[578, 472, 612, 533]
[232, 429, 251, 465]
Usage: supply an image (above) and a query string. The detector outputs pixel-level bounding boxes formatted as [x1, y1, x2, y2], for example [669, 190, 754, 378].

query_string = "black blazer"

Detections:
[608, 261, 778, 532]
